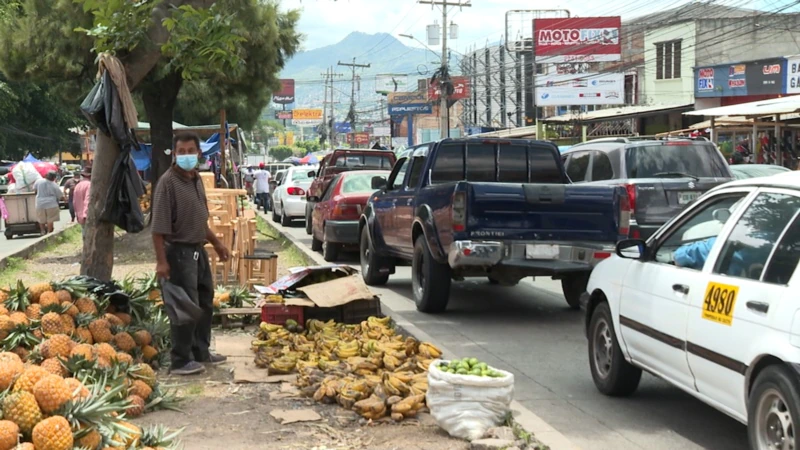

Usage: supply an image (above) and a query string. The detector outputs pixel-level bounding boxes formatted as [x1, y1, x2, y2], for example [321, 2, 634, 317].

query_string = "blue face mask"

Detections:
[176, 154, 198, 171]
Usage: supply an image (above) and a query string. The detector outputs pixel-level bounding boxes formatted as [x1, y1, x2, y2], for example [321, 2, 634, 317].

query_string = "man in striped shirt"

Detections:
[151, 131, 230, 375]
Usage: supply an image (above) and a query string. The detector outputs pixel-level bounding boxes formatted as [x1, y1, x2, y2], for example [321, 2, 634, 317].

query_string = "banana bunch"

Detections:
[383, 353, 402, 371]
[382, 372, 410, 397]
[409, 373, 429, 396]
[260, 322, 285, 333]
[336, 378, 370, 409]
[390, 394, 426, 421]
[307, 319, 337, 334]
[313, 376, 344, 404]
[353, 394, 387, 420]
[335, 340, 360, 359]
[418, 342, 442, 359]
[263, 294, 284, 304]
[268, 356, 297, 374]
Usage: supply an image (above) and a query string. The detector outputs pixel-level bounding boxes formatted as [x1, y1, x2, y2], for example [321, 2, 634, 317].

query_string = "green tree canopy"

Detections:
[269, 145, 293, 161]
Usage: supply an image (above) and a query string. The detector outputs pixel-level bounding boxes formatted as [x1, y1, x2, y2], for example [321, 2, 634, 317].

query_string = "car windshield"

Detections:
[291, 169, 313, 181]
[341, 173, 387, 194]
[625, 144, 730, 179]
[333, 153, 393, 168]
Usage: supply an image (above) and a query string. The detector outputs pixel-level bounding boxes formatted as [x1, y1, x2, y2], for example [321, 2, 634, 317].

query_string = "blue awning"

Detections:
[132, 144, 152, 171]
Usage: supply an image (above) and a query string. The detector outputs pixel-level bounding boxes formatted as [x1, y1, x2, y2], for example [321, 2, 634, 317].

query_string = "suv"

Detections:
[562, 137, 733, 239]
[304, 149, 396, 234]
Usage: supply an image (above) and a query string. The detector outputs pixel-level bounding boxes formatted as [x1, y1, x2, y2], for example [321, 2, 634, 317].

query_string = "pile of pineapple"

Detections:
[212, 285, 253, 310]
[0, 277, 181, 450]
[252, 317, 441, 423]
[138, 184, 152, 213]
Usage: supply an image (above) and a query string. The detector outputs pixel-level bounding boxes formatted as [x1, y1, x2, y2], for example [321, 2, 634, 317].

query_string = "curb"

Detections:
[0, 224, 78, 272]
[255, 208, 581, 450]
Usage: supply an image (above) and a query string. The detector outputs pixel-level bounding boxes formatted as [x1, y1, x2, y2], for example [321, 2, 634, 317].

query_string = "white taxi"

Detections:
[582, 170, 800, 449]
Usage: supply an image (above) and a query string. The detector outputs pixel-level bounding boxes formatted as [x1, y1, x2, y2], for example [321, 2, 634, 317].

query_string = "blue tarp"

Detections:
[22, 153, 40, 163]
[132, 144, 152, 171]
[201, 132, 236, 158]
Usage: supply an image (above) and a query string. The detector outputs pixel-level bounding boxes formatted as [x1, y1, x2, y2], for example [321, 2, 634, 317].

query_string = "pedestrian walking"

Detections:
[72, 166, 92, 233]
[151, 131, 230, 376]
[63, 175, 79, 222]
[33, 171, 63, 235]
[254, 162, 271, 211]
[243, 166, 255, 202]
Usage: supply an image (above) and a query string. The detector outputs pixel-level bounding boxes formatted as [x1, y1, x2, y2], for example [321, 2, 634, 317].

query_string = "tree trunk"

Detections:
[81, 132, 118, 280]
[142, 72, 183, 186]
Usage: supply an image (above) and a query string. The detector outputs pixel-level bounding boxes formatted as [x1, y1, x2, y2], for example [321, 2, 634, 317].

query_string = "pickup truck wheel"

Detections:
[412, 237, 451, 313]
[360, 227, 389, 286]
[588, 302, 641, 396]
[322, 241, 339, 262]
[562, 274, 590, 310]
[748, 365, 800, 450]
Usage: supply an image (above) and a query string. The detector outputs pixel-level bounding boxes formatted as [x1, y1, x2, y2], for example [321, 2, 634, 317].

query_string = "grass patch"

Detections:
[0, 225, 81, 288]
[254, 215, 314, 268]
[505, 415, 549, 450]
[181, 384, 205, 397]
[0, 257, 25, 288]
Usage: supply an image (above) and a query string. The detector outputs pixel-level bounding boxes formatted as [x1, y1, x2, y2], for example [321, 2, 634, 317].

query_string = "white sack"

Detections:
[11, 163, 41, 193]
[426, 359, 515, 441]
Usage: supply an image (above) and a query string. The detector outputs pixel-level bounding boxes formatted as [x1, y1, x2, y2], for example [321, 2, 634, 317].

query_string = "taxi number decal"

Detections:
[701, 282, 739, 326]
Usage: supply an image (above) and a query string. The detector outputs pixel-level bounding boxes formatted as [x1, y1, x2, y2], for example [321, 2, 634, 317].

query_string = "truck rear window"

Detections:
[431, 142, 563, 184]
[331, 154, 393, 169]
[625, 145, 731, 179]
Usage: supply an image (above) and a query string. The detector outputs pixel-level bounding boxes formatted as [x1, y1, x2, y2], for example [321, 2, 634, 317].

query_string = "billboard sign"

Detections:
[536, 73, 624, 106]
[428, 76, 471, 101]
[292, 119, 322, 126]
[695, 58, 786, 97]
[787, 56, 800, 94]
[533, 17, 621, 63]
[372, 126, 391, 137]
[275, 110, 293, 120]
[349, 132, 371, 146]
[273, 79, 295, 104]
[291, 109, 323, 120]
[388, 103, 433, 115]
[388, 91, 428, 104]
[376, 74, 410, 94]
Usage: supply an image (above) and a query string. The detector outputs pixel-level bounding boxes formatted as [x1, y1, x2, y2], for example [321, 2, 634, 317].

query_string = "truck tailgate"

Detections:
[465, 183, 625, 242]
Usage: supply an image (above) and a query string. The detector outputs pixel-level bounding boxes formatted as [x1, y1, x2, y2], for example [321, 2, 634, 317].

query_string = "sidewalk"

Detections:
[0, 208, 75, 264]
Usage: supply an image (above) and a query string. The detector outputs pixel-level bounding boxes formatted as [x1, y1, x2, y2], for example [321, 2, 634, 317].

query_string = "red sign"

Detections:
[533, 17, 621, 63]
[348, 132, 370, 146]
[428, 76, 470, 101]
[763, 64, 781, 75]
[273, 79, 295, 104]
[699, 68, 715, 78]
[275, 110, 293, 120]
[728, 79, 746, 88]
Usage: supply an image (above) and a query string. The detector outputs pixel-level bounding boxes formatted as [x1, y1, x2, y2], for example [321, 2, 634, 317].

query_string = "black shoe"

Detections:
[169, 361, 206, 375]
[201, 353, 228, 365]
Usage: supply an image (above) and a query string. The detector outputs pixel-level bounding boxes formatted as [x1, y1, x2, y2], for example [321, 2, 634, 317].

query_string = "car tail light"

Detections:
[593, 252, 612, 260]
[623, 184, 636, 214]
[452, 191, 466, 232]
[619, 190, 631, 237]
[287, 187, 305, 196]
[332, 202, 361, 220]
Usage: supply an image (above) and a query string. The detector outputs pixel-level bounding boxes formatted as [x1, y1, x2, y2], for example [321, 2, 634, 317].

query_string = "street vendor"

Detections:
[151, 131, 231, 376]
[33, 171, 63, 235]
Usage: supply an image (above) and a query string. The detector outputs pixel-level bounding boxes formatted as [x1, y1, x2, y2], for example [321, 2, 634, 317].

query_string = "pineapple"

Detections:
[43, 335, 73, 359]
[23, 304, 40, 321]
[74, 298, 98, 316]
[0, 420, 19, 450]
[112, 332, 136, 353]
[115, 352, 134, 365]
[75, 327, 93, 345]
[95, 357, 112, 369]
[130, 364, 157, 388]
[0, 316, 15, 340]
[116, 421, 142, 448]
[27, 282, 53, 304]
[76, 426, 102, 449]
[0, 287, 8, 303]
[39, 358, 67, 377]
[2, 391, 42, 436]
[88, 319, 112, 343]
[4, 282, 29, 312]
[114, 312, 132, 326]
[10, 347, 29, 362]
[0, 305, 8, 316]
[69, 344, 94, 361]
[40, 312, 63, 336]
[63, 378, 89, 401]
[129, 380, 152, 401]
[54, 290, 71, 304]
[132, 330, 152, 347]
[141, 345, 158, 362]
[140, 424, 182, 450]
[31, 415, 73, 450]
[104, 313, 123, 327]
[0, 353, 24, 390]
[59, 315, 75, 336]
[94, 343, 116, 362]
[38, 291, 59, 309]
[33, 375, 71, 414]
[12, 366, 50, 393]
[60, 302, 78, 318]
[50, 279, 89, 302]
[148, 290, 160, 301]
[126, 395, 145, 417]
[7, 313, 27, 327]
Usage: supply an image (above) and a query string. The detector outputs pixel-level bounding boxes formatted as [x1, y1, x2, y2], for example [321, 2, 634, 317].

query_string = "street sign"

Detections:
[388, 103, 433, 115]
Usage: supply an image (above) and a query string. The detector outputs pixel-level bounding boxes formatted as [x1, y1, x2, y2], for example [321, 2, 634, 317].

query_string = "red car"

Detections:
[310, 170, 390, 261]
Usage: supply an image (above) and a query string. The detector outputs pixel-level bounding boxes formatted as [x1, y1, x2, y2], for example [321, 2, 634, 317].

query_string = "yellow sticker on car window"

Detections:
[701, 282, 739, 326]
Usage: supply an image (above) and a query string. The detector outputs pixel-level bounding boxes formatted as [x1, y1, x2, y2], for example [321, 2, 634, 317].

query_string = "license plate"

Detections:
[525, 244, 560, 260]
[701, 281, 739, 326]
[678, 191, 700, 205]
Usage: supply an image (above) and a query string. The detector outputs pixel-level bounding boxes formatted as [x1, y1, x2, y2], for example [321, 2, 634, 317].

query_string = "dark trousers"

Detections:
[164, 244, 214, 368]
[256, 192, 270, 211]
[68, 199, 75, 221]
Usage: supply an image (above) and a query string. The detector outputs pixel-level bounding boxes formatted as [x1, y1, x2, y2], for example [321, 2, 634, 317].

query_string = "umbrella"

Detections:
[300, 153, 319, 165]
[6, 161, 59, 183]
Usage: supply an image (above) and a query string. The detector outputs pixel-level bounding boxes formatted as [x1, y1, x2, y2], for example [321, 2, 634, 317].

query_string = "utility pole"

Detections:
[322, 66, 343, 149]
[419, 0, 471, 139]
[338, 58, 371, 132]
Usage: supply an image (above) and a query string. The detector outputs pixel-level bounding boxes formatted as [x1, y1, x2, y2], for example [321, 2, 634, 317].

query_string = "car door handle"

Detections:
[746, 301, 769, 314]
[672, 284, 689, 295]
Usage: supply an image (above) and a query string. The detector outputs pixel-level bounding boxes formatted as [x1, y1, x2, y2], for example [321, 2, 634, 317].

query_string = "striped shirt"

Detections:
[151, 167, 209, 244]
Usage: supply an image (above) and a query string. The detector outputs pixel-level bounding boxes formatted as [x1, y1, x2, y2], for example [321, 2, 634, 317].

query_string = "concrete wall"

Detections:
[643, 22, 697, 106]
[696, 15, 800, 65]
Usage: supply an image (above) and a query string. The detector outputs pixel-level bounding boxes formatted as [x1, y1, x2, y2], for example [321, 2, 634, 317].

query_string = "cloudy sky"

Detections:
[282, 0, 797, 53]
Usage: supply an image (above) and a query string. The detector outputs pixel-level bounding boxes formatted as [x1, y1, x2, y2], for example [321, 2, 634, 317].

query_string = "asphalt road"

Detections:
[270, 212, 748, 450]
[0, 208, 73, 260]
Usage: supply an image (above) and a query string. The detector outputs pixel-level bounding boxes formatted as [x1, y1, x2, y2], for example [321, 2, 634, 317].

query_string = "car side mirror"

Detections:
[308, 170, 316, 178]
[616, 239, 647, 260]
[712, 208, 731, 223]
[371, 176, 388, 190]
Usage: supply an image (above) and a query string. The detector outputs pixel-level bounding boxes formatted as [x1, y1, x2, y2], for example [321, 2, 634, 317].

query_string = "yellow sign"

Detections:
[701, 281, 739, 326]
[292, 109, 323, 120]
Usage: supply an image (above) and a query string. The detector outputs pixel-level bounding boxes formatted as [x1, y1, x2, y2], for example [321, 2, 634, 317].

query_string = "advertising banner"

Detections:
[292, 119, 322, 126]
[376, 74, 410, 94]
[273, 79, 295, 104]
[533, 17, 621, 63]
[388, 103, 433, 115]
[349, 132, 371, 146]
[428, 76, 470, 101]
[275, 111, 293, 120]
[695, 58, 786, 97]
[372, 126, 391, 137]
[787, 57, 800, 94]
[536, 73, 624, 106]
[292, 109, 323, 120]
[388, 91, 428, 104]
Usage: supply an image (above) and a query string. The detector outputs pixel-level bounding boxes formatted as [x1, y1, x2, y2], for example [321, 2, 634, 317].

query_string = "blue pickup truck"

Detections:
[358, 138, 631, 312]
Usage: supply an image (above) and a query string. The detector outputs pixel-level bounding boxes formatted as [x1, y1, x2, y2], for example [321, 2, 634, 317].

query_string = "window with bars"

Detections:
[655, 40, 682, 80]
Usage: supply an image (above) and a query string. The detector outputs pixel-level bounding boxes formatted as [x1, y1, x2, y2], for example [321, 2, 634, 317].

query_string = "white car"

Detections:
[582, 171, 800, 449]
[271, 165, 317, 226]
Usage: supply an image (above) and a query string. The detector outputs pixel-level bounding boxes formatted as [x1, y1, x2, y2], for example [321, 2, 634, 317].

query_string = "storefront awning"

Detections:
[686, 95, 800, 117]
[542, 104, 693, 123]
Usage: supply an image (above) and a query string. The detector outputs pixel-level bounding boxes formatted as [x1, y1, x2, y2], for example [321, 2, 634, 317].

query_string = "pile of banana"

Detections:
[252, 316, 442, 422]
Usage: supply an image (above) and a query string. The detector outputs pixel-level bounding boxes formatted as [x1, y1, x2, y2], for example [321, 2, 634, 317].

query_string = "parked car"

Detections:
[271, 166, 317, 226]
[582, 170, 800, 448]
[562, 137, 733, 239]
[310, 170, 390, 261]
[305, 149, 396, 235]
[58, 174, 74, 209]
[359, 138, 631, 312]
[730, 163, 791, 180]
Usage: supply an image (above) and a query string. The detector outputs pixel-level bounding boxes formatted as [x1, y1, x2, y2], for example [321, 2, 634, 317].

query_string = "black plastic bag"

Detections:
[159, 278, 203, 326]
[101, 147, 146, 233]
[79, 71, 110, 135]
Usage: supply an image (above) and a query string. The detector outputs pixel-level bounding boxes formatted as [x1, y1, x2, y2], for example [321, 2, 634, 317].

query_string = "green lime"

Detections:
[468, 358, 479, 367]
[456, 368, 468, 375]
